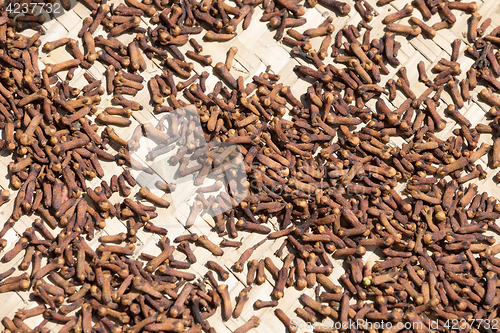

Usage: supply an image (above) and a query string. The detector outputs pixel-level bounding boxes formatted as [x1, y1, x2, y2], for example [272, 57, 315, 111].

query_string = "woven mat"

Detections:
[2, 0, 500, 332]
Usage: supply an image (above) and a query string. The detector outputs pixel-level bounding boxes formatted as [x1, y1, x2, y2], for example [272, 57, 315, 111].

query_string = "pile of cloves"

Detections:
[2, 0, 500, 332]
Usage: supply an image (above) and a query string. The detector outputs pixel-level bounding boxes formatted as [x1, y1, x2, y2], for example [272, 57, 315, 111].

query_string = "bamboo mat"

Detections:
[1, 0, 500, 332]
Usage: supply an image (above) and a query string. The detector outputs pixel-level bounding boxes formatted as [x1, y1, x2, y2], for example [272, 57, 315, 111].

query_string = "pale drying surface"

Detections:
[1, 0, 500, 332]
